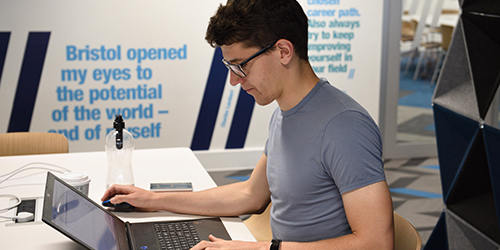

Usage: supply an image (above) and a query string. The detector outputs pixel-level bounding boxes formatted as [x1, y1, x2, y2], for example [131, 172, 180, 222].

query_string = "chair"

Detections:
[394, 212, 422, 250]
[411, 0, 444, 81]
[403, 0, 434, 75]
[400, 0, 419, 50]
[243, 203, 273, 242]
[0, 132, 69, 156]
[430, 23, 454, 84]
[408, 0, 460, 82]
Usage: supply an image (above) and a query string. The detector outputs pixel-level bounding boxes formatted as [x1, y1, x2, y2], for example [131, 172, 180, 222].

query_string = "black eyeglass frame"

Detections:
[222, 41, 277, 78]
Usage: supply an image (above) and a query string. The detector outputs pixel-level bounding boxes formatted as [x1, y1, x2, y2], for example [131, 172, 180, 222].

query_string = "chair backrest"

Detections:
[0, 132, 69, 156]
[243, 203, 273, 242]
[440, 24, 454, 51]
[394, 212, 422, 250]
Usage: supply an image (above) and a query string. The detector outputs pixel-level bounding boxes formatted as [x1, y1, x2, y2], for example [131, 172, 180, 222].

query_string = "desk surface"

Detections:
[0, 147, 255, 249]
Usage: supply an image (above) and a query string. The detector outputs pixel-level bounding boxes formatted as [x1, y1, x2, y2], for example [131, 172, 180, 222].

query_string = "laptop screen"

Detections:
[43, 172, 129, 250]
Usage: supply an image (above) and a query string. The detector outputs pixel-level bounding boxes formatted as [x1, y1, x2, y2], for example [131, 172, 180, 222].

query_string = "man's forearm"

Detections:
[153, 181, 269, 216]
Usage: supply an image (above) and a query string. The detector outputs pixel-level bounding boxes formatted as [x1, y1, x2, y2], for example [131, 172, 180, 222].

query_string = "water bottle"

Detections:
[105, 115, 135, 189]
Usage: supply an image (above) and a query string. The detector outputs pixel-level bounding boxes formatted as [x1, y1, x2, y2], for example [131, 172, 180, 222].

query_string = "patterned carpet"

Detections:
[397, 55, 437, 143]
[208, 156, 443, 247]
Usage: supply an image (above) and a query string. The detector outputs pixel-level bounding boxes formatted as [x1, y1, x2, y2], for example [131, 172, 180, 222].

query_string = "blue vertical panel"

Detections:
[8, 32, 51, 132]
[0, 32, 10, 87]
[423, 211, 448, 250]
[432, 104, 478, 201]
[483, 125, 500, 233]
[190, 47, 228, 150]
[225, 89, 255, 149]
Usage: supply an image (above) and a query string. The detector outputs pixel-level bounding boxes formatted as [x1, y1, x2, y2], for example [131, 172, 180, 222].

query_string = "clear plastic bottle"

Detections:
[105, 115, 135, 189]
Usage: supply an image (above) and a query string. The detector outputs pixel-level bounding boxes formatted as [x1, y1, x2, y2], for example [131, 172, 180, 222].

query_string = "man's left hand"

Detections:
[191, 235, 269, 250]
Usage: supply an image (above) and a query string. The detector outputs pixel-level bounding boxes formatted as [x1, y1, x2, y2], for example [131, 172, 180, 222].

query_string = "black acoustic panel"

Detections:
[433, 104, 479, 199]
[446, 130, 500, 244]
[446, 209, 500, 249]
[483, 125, 500, 230]
[462, 12, 500, 119]
[463, 0, 500, 16]
[431, 0, 500, 248]
[432, 19, 480, 121]
[446, 130, 491, 203]
[423, 212, 448, 250]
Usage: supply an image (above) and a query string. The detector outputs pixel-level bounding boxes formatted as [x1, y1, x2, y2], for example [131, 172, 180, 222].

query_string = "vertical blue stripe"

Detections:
[225, 90, 255, 149]
[190, 47, 228, 150]
[348, 68, 355, 79]
[0, 32, 10, 87]
[8, 32, 51, 132]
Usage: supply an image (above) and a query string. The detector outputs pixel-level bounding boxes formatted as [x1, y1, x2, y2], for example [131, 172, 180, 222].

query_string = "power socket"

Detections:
[16, 199, 36, 223]
[5, 197, 43, 226]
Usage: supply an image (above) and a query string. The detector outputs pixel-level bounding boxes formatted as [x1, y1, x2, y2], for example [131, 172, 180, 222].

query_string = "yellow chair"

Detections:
[243, 203, 273, 242]
[0, 132, 69, 156]
[394, 212, 422, 250]
[244, 205, 422, 250]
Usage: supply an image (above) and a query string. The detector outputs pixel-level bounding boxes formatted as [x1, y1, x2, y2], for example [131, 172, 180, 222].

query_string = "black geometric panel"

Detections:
[446, 129, 500, 244]
[423, 212, 448, 250]
[446, 209, 500, 249]
[432, 19, 479, 121]
[430, 1, 500, 248]
[483, 125, 500, 231]
[462, 12, 500, 119]
[433, 104, 478, 199]
[462, 0, 500, 16]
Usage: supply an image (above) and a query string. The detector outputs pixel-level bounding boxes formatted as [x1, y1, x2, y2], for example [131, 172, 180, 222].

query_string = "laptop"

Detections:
[42, 172, 231, 250]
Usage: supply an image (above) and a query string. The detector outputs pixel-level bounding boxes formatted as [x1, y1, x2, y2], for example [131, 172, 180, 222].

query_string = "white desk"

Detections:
[0, 147, 255, 249]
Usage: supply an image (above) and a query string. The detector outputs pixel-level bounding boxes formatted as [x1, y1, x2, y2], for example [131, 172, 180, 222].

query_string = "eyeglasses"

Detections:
[222, 41, 277, 78]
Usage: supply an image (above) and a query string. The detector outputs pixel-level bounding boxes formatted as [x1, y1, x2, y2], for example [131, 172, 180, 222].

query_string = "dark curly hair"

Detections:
[205, 0, 309, 60]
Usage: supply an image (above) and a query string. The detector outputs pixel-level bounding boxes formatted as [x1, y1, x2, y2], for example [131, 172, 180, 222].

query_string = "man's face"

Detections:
[220, 42, 281, 106]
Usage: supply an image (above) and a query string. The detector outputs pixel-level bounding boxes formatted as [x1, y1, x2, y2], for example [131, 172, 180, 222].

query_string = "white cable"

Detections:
[0, 162, 70, 177]
[0, 162, 71, 222]
[0, 194, 21, 213]
[0, 167, 62, 186]
[0, 162, 71, 186]
[0, 212, 34, 222]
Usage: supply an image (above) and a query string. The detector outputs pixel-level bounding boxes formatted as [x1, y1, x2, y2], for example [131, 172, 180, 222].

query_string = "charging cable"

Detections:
[0, 162, 70, 186]
[0, 162, 71, 222]
[0, 194, 33, 222]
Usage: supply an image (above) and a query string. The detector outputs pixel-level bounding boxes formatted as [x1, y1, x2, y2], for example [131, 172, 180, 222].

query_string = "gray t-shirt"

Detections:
[265, 79, 385, 242]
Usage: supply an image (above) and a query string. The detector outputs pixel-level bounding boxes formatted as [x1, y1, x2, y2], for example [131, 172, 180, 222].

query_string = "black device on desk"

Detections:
[42, 172, 231, 250]
[102, 199, 136, 212]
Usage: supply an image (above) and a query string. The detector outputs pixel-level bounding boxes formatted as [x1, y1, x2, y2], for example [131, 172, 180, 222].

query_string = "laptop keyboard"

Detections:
[154, 221, 201, 250]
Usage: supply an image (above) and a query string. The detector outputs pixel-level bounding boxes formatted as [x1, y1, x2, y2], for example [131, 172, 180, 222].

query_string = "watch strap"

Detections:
[270, 239, 282, 250]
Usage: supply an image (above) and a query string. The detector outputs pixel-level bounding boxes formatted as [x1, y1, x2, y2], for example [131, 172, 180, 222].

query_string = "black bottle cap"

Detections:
[114, 115, 125, 149]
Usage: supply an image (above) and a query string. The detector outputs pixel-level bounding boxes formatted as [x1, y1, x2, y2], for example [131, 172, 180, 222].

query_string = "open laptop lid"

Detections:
[43, 172, 232, 250]
[42, 172, 130, 250]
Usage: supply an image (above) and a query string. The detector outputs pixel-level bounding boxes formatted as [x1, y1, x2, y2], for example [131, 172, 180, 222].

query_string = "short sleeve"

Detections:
[321, 110, 385, 194]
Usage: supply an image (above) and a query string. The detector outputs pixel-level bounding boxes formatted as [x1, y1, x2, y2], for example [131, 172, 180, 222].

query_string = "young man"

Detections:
[102, 0, 394, 249]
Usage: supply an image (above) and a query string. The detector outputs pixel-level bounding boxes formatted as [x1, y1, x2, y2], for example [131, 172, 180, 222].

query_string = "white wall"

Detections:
[0, 0, 385, 170]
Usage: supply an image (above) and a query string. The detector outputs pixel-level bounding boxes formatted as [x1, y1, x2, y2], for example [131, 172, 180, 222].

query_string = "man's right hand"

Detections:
[101, 184, 161, 212]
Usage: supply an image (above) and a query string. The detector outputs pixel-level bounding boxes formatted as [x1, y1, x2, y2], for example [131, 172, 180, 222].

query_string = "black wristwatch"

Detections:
[270, 239, 282, 250]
